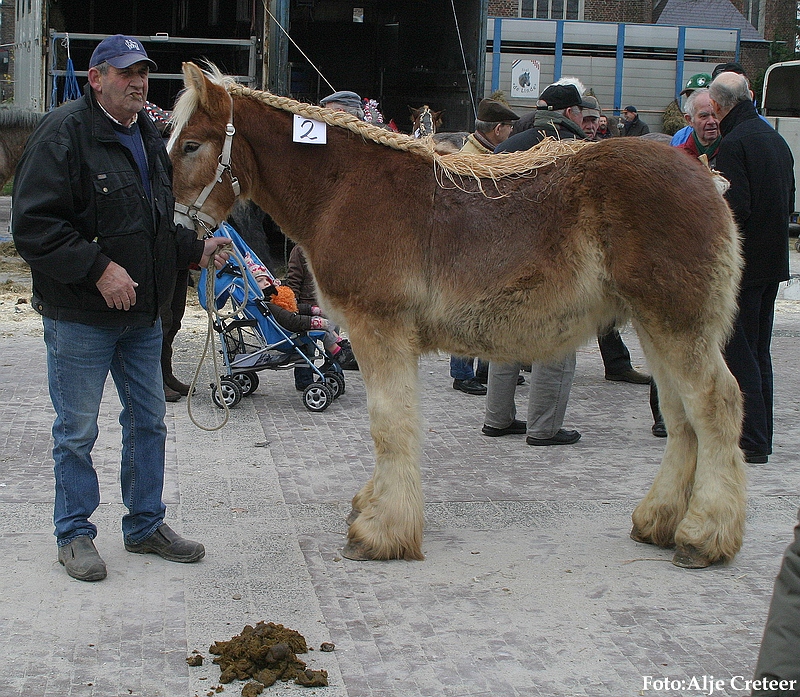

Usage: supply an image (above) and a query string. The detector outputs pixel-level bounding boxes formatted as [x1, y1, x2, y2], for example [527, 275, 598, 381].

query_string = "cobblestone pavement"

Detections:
[1, 244, 800, 696]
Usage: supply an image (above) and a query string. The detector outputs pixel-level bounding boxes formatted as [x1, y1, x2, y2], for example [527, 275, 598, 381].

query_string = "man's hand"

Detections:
[200, 237, 233, 269]
[96, 261, 138, 310]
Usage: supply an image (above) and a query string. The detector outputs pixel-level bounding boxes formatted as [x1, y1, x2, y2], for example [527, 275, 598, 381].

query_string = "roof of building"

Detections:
[654, 0, 764, 42]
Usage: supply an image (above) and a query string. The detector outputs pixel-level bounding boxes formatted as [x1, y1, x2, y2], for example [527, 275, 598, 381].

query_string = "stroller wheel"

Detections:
[212, 377, 243, 409]
[323, 371, 346, 399]
[233, 371, 259, 396]
[303, 382, 333, 412]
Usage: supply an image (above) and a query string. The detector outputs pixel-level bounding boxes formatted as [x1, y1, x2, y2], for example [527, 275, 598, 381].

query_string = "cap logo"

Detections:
[125, 39, 141, 51]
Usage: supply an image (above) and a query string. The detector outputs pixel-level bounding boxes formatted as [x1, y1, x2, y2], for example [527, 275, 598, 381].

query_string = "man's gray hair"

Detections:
[684, 88, 710, 119]
[475, 118, 501, 133]
[708, 73, 750, 111]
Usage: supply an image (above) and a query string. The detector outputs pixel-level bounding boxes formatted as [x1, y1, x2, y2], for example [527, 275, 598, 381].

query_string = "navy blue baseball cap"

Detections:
[89, 35, 157, 71]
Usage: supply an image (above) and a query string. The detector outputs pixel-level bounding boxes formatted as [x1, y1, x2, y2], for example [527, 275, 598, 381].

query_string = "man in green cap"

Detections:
[670, 72, 713, 145]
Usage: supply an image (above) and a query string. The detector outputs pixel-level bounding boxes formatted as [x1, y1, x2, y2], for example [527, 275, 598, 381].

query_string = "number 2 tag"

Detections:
[293, 114, 327, 144]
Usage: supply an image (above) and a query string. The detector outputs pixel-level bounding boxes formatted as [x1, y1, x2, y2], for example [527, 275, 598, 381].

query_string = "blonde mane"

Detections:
[169, 63, 591, 185]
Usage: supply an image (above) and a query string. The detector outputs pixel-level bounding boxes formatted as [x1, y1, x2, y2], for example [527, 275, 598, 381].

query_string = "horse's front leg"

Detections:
[342, 322, 425, 561]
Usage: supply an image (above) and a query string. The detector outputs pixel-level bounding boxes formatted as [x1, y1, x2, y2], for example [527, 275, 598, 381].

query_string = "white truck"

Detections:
[761, 60, 800, 238]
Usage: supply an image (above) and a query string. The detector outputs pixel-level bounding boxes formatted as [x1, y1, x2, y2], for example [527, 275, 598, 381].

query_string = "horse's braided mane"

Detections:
[170, 63, 591, 187]
[0, 106, 44, 130]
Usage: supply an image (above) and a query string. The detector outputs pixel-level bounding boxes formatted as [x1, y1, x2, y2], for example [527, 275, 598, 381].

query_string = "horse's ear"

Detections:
[182, 62, 210, 108]
[408, 106, 420, 117]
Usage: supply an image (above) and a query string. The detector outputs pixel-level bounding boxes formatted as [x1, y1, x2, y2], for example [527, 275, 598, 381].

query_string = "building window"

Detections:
[742, 0, 762, 32]
[520, 0, 582, 20]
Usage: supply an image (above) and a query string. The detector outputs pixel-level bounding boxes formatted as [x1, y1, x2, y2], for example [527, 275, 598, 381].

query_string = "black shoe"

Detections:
[526, 429, 581, 446]
[743, 450, 769, 464]
[482, 419, 527, 437]
[337, 346, 359, 370]
[58, 536, 107, 582]
[652, 419, 667, 438]
[605, 369, 651, 385]
[164, 384, 182, 402]
[453, 378, 487, 395]
[125, 523, 205, 563]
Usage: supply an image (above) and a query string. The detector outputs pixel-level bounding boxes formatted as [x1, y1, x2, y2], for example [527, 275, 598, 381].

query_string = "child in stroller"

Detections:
[198, 222, 347, 412]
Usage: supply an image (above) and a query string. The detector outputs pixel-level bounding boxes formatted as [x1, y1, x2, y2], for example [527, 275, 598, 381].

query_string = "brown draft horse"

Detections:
[169, 62, 746, 569]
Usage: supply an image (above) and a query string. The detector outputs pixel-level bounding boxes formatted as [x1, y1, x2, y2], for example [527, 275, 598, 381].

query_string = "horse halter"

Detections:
[173, 93, 241, 235]
[417, 106, 435, 137]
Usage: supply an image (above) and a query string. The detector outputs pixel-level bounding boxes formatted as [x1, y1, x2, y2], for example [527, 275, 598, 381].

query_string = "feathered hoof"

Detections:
[341, 539, 380, 561]
[629, 525, 652, 545]
[672, 544, 713, 569]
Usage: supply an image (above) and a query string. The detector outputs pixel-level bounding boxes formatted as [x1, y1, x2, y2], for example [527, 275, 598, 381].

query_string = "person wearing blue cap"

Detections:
[11, 34, 232, 582]
[620, 105, 650, 136]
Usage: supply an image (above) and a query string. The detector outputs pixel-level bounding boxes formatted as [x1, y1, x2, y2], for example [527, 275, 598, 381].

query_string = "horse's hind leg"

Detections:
[671, 351, 746, 567]
[633, 334, 745, 567]
[341, 321, 425, 561]
[631, 375, 696, 548]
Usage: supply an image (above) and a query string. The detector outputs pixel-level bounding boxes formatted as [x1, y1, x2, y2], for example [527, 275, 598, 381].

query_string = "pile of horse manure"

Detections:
[204, 621, 328, 693]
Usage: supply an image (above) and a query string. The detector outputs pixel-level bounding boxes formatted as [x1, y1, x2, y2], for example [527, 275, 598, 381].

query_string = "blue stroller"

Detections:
[198, 222, 345, 412]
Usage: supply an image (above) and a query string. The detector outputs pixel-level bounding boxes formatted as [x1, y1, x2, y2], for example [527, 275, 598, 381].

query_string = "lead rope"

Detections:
[186, 242, 251, 431]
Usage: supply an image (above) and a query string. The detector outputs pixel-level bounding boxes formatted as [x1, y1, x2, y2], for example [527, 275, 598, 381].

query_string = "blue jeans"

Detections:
[44, 318, 168, 546]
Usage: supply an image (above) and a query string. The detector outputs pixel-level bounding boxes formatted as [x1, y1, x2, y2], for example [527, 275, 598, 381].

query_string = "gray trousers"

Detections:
[752, 509, 800, 696]
[484, 352, 576, 438]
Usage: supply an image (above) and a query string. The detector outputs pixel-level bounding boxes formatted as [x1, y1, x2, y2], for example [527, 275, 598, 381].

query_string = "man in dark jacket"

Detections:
[12, 35, 230, 582]
[620, 105, 650, 136]
[496, 83, 587, 153]
[709, 71, 794, 465]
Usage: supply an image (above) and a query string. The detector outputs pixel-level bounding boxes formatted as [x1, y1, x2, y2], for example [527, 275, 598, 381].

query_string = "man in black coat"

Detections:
[709, 71, 794, 465]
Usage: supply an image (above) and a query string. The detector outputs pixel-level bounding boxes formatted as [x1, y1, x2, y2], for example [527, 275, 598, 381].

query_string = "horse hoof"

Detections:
[341, 540, 377, 561]
[672, 544, 712, 569]
[629, 525, 652, 545]
[345, 507, 360, 526]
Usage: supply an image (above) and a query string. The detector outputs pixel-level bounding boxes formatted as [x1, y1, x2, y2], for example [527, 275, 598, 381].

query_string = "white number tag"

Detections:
[293, 114, 327, 144]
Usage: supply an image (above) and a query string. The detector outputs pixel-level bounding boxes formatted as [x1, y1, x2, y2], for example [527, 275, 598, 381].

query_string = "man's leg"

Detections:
[44, 318, 116, 544]
[110, 323, 168, 543]
[756, 284, 779, 452]
[484, 362, 522, 430]
[112, 324, 205, 563]
[526, 352, 578, 440]
[161, 269, 190, 397]
[600, 328, 650, 383]
[725, 285, 772, 458]
[450, 355, 485, 395]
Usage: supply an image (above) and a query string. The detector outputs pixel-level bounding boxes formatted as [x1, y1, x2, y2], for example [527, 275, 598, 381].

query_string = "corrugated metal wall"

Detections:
[486, 17, 740, 132]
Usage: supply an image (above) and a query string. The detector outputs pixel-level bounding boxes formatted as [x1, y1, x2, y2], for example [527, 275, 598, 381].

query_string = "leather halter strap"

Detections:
[174, 92, 241, 234]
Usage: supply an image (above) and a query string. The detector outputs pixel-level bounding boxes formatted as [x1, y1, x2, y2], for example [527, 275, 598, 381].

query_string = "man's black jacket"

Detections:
[12, 85, 204, 326]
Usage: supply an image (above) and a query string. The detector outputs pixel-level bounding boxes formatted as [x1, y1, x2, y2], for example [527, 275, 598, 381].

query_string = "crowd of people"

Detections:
[8, 30, 800, 697]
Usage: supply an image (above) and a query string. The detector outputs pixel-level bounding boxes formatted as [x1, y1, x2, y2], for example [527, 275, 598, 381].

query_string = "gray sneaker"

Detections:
[125, 523, 205, 563]
[58, 536, 107, 582]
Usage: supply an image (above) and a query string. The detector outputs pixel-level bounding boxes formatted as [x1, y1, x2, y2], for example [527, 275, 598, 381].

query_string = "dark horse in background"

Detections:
[0, 107, 44, 187]
[409, 104, 468, 153]
[169, 62, 746, 570]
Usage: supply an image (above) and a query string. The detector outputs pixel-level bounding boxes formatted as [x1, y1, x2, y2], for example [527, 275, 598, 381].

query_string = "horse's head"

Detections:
[409, 105, 443, 137]
[169, 62, 244, 234]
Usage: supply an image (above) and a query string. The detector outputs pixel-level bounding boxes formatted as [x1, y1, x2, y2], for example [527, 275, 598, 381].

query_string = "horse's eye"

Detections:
[183, 141, 201, 154]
